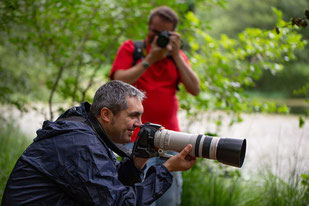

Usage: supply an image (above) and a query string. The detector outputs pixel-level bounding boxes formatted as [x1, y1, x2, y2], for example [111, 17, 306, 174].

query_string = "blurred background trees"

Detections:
[0, 0, 308, 122]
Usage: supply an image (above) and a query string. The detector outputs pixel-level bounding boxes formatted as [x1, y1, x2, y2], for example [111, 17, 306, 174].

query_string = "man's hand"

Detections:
[163, 144, 197, 172]
[145, 36, 169, 65]
[168, 32, 181, 58]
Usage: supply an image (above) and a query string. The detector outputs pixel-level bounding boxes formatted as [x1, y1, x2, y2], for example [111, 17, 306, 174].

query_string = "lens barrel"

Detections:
[154, 129, 246, 168]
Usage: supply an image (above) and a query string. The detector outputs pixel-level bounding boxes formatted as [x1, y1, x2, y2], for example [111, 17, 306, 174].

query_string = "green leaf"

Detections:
[299, 116, 305, 128]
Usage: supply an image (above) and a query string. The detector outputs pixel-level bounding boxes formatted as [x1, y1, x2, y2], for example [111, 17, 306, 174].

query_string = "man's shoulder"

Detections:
[120, 40, 135, 50]
[20, 124, 109, 173]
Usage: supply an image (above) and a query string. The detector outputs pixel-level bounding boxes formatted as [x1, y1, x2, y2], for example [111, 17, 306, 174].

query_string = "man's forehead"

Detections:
[149, 16, 174, 31]
[126, 96, 143, 111]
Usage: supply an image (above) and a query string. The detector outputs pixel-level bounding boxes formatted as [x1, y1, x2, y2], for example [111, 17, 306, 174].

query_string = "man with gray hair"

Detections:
[2, 80, 196, 206]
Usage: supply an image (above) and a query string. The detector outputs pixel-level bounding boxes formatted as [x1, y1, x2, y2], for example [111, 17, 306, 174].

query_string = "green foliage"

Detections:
[179, 8, 305, 125]
[241, 171, 309, 206]
[253, 63, 309, 98]
[197, 0, 309, 125]
[294, 81, 309, 127]
[0, 43, 48, 110]
[0, 0, 307, 123]
[294, 82, 309, 103]
[182, 160, 243, 206]
[0, 118, 31, 200]
[204, 0, 309, 41]
[182, 160, 309, 206]
[0, 0, 202, 119]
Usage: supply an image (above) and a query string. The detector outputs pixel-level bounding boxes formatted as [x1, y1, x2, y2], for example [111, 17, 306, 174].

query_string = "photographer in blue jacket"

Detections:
[2, 80, 196, 206]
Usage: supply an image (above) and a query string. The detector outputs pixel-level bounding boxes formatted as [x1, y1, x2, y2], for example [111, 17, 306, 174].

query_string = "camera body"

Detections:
[157, 31, 171, 48]
[132, 122, 247, 168]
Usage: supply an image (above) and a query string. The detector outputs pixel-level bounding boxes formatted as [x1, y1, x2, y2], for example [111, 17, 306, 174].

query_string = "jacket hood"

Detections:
[34, 102, 92, 142]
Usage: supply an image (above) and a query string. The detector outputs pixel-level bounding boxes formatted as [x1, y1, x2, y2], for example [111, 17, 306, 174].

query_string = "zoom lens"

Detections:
[154, 129, 246, 168]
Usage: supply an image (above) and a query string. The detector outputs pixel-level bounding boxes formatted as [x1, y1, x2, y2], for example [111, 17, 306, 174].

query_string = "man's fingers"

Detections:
[166, 43, 173, 51]
[170, 32, 181, 39]
[179, 144, 192, 158]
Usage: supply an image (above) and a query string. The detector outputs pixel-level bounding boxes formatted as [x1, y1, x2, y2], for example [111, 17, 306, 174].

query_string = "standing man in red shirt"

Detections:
[110, 5, 200, 206]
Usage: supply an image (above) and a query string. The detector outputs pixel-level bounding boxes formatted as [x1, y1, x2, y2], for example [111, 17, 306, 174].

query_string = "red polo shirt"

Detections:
[110, 40, 190, 141]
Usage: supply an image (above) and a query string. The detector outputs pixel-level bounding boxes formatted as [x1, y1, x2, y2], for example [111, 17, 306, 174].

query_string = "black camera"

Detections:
[157, 31, 170, 48]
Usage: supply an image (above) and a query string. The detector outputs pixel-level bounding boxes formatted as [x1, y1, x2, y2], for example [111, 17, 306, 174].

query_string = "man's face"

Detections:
[147, 15, 174, 44]
[107, 97, 143, 144]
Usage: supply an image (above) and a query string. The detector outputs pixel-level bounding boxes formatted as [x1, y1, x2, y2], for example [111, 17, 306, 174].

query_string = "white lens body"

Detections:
[154, 130, 199, 157]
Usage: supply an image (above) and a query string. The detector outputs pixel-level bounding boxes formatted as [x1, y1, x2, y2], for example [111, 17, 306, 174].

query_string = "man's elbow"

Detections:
[113, 71, 133, 84]
[188, 85, 200, 96]
[191, 88, 200, 96]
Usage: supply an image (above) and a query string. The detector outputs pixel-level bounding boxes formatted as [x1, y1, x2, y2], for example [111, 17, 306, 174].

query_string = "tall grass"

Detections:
[181, 160, 243, 206]
[0, 117, 31, 201]
[241, 169, 309, 206]
[182, 160, 309, 206]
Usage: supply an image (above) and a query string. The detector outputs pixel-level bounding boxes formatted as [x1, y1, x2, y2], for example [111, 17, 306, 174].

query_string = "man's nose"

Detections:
[134, 117, 142, 127]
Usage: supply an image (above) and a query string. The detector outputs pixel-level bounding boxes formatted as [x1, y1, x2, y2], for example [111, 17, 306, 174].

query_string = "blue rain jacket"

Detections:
[2, 102, 173, 205]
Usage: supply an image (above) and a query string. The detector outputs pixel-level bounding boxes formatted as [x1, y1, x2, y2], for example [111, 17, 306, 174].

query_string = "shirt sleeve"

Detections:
[110, 40, 135, 80]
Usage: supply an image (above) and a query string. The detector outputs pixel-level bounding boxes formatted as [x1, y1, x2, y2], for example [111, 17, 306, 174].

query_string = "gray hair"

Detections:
[90, 80, 145, 117]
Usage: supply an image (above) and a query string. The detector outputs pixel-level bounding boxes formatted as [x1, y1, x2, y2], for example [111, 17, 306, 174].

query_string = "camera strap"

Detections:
[87, 114, 131, 158]
[132, 40, 147, 66]
[57, 115, 130, 158]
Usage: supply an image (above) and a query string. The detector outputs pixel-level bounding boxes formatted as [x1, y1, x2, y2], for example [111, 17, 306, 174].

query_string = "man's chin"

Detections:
[125, 134, 133, 143]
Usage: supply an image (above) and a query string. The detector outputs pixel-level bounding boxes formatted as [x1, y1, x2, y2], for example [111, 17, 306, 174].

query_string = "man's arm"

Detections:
[113, 54, 152, 84]
[131, 144, 196, 205]
[132, 144, 197, 173]
[169, 33, 200, 96]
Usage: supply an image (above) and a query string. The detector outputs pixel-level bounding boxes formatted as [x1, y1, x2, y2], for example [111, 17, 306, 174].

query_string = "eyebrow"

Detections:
[129, 111, 143, 116]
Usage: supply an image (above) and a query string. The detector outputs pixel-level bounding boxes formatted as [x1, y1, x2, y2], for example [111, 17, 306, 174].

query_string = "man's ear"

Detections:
[100, 107, 113, 123]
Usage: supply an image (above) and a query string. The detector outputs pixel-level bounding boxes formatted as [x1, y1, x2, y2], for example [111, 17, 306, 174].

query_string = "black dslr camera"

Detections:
[157, 31, 171, 48]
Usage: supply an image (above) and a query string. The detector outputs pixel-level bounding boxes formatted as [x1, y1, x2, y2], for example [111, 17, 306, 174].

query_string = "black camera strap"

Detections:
[57, 115, 130, 158]
[132, 40, 147, 66]
[87, 115, 130, 158]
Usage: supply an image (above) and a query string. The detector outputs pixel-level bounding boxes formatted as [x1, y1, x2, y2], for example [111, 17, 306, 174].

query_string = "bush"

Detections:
[253, 63, 309, 98]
